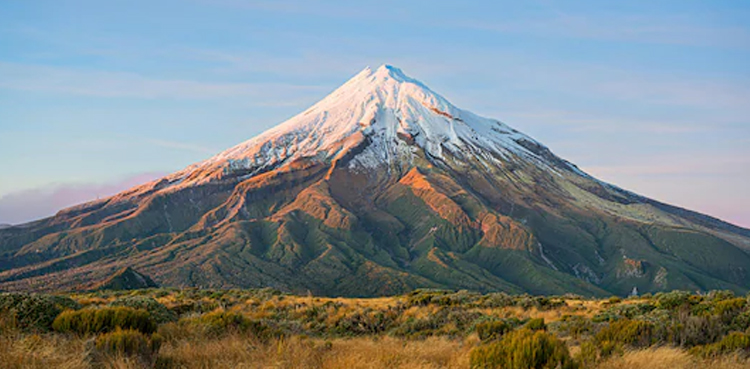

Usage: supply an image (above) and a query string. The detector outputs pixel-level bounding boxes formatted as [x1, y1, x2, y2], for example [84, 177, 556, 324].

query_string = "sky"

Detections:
[0, 0, 748, 227]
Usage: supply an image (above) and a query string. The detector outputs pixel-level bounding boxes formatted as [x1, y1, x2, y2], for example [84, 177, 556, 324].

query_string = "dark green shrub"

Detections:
[481, 292, 514, 308]
[690, 302, 713, 316]
[575, 341, 602, 367]
[330, 310, 394, 336]
[707, 290, 736, 301]
[654, 291, 693, 310]
[406, 289, 452, 307]
[470, 328, 577, 369]
[168, 300, 220, 317]
[731, 311, 750, 332]
[444, 309, 483, 332]
[713, 298, 747, 323]
[672, 313, 723, 347]
[475, 320, 511, 341]
[551, 315, 594, 339]
[188, 311, 250, 334]
[110, 296, 176, 323]
[184, 310, 276, 339]
[689, 332, 750, 358]
[563, 293, 584, 300]
[598, 339, 624, 358]
[52, 306, 156, 335]
[93, 329, 162, 366]
[390, 316, 441, 339]
[592, 301, 661, 324]
[594, 319, 655, 348]
[525, 318, 546, 331]
[429, 290, 482, 306]
[388, 306, 481, 339]
[49, 295, 82, 311]
[0, 292, 80, 331]
[598, 303, 656, 321]
[515, 296, 564, 311]
[591, 311, 619, 323]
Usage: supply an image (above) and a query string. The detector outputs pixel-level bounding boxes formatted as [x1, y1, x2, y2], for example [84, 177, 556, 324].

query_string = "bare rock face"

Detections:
[617, 258, 647, 279]
[0, 65, 748, 297]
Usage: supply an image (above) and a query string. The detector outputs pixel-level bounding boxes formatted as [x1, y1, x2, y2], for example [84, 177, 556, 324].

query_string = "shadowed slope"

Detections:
[0, 65, 748, 296]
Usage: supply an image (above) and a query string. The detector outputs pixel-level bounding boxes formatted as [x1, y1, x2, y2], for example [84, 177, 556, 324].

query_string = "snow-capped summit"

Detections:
[174, 65, 549, 187]
[4, 64, 750, 297]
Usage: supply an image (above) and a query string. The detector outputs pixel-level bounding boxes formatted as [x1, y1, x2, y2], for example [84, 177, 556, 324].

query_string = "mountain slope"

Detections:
[95, 267, 158, 290]
[0, 65, 748, 296]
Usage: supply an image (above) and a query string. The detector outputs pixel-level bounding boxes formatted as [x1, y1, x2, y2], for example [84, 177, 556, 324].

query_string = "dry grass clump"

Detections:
[1, 329, 749, 369]
[52, 306, 157, 335]
[156, 335, 470, 369]
[0, 332, 88, 369]
[92, 329, 163, 367]
[595, 347, 750, 369]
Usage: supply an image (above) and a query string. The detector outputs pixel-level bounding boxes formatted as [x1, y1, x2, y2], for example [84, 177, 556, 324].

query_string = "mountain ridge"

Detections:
[0, 65, 748, 297]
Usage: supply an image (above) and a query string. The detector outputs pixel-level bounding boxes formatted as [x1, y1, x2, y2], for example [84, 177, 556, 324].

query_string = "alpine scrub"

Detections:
[1, 288, 749, 368]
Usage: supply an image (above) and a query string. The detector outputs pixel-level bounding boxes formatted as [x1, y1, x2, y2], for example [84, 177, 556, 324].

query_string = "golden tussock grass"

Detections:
[0, 332, 88, 369]
[5, 333, 748, 369]
[156, 335, 471, 369]
[4, 290, 750, 369]
[595, 347, 750, 369]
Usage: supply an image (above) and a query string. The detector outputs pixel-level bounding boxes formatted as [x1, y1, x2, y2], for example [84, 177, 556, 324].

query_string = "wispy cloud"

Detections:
[204, 1, 750, 49]
[200, 0, 401, 20]
[582, 155, 750, 177]
[433, 54, 750, 122]
[578, 151, 750, 228]
[143, 138, 217, 154]
[0, 172, 166, 225]
[0, 62, 326, 101]
[452, 12, 750, 49]
[591, 76, 750, 109]
[503, 110, 713, 134]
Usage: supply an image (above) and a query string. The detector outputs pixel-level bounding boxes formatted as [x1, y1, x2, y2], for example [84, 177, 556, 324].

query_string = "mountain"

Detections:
[1, 65, 748, 296]
[95, 267, 158, 291]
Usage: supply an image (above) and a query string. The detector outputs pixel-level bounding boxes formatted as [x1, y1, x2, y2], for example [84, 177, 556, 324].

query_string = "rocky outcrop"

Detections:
[95, 267, 159, 291]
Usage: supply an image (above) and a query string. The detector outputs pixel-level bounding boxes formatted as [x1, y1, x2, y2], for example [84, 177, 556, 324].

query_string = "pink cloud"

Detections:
[580, 161, 750, 229]
[0, 172, 166, 225]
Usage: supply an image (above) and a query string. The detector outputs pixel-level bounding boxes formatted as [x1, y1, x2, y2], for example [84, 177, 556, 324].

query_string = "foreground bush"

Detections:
[109, 295, 176, 323]
[551, 315, 593, 339]
[654, 291, 694, 310]
[690, 332, 750, 359]
[594, 319, 655, 348]
[182, 310, 277, 339]
[576, 318, 658, 363]
[92, 328, 163, 366]
[0, 292, 80, 331]
[470, 328, 577, 369]
[52, 306, 156, 335]
[475, 320, 512, 341]
[525, 318, 546, 331]
[713, 298, 747, 324]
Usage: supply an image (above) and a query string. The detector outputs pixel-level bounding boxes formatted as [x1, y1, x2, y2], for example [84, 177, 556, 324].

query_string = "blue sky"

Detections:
[0, 0, 749, 227]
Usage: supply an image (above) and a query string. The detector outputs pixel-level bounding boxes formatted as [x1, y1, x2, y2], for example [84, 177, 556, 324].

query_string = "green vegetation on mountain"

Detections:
[0, 66, 748, 297]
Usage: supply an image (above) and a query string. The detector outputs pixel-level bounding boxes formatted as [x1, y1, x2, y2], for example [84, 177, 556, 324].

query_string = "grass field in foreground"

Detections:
[1, 288, 749, 368]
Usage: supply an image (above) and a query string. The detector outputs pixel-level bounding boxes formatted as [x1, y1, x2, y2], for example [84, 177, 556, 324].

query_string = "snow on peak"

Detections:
[176, 65, 553, 184]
